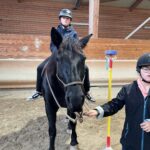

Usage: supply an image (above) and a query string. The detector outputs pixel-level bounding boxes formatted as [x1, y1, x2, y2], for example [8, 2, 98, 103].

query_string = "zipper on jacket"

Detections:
[141, 98, 148, 150]
[124, 123, 129, 139]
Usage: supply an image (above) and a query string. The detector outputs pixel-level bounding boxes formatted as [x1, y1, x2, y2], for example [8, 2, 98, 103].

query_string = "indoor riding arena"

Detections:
[0, 0, 150, 150]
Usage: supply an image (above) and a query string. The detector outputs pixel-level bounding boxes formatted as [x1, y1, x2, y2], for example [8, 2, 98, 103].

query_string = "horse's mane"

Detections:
[59, 36, 83, 55]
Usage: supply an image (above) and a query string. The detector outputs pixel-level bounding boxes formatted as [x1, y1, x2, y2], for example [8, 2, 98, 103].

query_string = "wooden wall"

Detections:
[99, 7, 150, 39]
[0, 0, 150, 39]
[85, 38, 150, 59]
[0, 33, 150, 59]
[0, 0, 88, 37]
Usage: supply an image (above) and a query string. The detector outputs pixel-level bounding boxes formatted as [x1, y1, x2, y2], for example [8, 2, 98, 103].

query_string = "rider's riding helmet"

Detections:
[136, 53, 150, 73]
[59, 9, 72, 20]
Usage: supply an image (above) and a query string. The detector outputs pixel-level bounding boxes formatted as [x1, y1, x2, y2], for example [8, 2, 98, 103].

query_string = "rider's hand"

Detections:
[140, 121, 150, 132]
[84, 109, 99, 117]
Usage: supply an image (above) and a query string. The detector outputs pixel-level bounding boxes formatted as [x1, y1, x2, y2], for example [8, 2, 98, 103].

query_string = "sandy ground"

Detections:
[0, 87, 125, 150]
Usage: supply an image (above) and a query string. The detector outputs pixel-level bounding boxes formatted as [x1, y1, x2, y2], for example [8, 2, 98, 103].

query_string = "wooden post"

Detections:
[89, 0, 100, 38]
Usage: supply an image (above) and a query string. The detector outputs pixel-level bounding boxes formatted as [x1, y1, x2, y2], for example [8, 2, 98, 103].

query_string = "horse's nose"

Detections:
[66, 96, 73, 110]
[66, 96, 72, 106]
[66, 94, 84, 112]
[80, 95, 84, 105]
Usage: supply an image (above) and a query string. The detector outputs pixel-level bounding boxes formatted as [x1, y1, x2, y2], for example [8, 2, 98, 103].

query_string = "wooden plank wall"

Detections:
[0, 0, 150, 39]
[0, 33, 150, 59]
[0, 0, 88, 37]
[99, 7, 150, 39]
[85, 38, 150, 59]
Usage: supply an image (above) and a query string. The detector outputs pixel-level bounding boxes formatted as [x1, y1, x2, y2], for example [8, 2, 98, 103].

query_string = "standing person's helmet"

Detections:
[136, 53, 150, 73]
[59, 9, 72, 20]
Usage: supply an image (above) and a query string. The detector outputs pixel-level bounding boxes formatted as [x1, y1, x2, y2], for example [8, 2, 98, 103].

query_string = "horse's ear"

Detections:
[51, 27, 63, 49]
[79, 34, 93, 49]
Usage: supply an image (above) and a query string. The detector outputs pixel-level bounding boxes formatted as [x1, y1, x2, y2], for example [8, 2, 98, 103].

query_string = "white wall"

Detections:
[0, 59, 138, 88]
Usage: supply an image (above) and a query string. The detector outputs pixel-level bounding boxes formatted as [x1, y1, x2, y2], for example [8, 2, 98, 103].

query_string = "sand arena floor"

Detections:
[0, 87, 125, 150]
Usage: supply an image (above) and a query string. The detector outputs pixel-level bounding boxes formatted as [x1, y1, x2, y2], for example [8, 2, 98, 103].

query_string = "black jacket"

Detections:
[101, 81, 150, 150]
[50, 24, 78, 53]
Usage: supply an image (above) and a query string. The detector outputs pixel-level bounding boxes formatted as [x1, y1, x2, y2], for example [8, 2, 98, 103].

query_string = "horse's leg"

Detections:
[45, 102, 57, 150]
[69, 112, 78, 149]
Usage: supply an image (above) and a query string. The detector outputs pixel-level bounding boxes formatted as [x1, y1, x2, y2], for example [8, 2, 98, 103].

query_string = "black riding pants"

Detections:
[36, 57, 50, 92]
[36, 58, 90, 94]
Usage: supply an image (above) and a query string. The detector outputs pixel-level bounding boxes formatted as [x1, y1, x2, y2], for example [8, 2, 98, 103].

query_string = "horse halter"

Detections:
[56, 74, 85, 88]
[56, 63, 85, 88]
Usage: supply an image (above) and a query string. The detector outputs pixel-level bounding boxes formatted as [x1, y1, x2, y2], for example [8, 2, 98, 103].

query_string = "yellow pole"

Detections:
[104, 50, 117, 150]
[106, 58, 113, 148]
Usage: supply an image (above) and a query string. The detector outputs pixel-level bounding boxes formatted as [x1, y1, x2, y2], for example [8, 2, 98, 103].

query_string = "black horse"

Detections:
[42, 27, 92, 150]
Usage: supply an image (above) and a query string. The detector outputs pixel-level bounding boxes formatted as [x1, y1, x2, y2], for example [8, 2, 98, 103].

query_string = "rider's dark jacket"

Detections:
[100, 81, 150, 150]
[50, 24, 78, 53]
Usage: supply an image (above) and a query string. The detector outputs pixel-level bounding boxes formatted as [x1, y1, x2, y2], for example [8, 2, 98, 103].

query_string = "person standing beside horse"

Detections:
[85, 53, 150, 150]
[27, 8, 94, 102]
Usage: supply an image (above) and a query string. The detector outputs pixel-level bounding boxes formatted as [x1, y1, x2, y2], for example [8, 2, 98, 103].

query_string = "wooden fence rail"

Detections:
[0, 33, 150, 59]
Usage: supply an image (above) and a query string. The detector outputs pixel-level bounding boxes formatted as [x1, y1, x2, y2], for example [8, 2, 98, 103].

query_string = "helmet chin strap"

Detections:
[141, 78, 150, 84]
[140, 73, 150, 84]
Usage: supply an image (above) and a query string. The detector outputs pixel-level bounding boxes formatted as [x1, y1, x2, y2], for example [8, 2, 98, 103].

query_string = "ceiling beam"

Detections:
[73, 0, 81, 10]
[17, 0, 22, 3]
[72, 0, 118, 10]
[101, 0, 118, 3]
[129, 0, 143, 12]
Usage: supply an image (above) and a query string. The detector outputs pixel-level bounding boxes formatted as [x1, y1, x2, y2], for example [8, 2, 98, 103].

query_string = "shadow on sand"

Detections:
[0, 115, 71, 150]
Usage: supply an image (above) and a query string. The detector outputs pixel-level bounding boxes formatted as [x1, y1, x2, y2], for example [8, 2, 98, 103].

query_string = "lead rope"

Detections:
[46, 70, 77, 123]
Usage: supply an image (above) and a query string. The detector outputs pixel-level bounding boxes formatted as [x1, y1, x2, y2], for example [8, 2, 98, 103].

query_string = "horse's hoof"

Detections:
[70, 145, 78, 150]
[66, 129, 72, 134]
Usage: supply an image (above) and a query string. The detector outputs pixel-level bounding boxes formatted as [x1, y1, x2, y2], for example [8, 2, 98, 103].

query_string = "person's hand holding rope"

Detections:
[84, 109, 99, 117]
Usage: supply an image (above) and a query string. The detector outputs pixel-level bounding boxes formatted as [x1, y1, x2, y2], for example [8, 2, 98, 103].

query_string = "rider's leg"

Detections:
[84, 65, 95, 102]
[27, 57, 50, 100]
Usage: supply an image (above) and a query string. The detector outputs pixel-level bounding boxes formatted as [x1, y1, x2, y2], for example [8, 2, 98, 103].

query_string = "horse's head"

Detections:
[51, 27, 92, 113]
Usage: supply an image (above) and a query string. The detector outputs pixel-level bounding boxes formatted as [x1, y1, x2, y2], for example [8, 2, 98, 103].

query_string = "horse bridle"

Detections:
[56, 74, 85, 88]
[56, 63, 85, 88]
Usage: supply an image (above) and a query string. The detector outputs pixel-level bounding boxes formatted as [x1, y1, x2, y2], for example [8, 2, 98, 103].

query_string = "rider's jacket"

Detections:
[50, 24, 78, 53]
